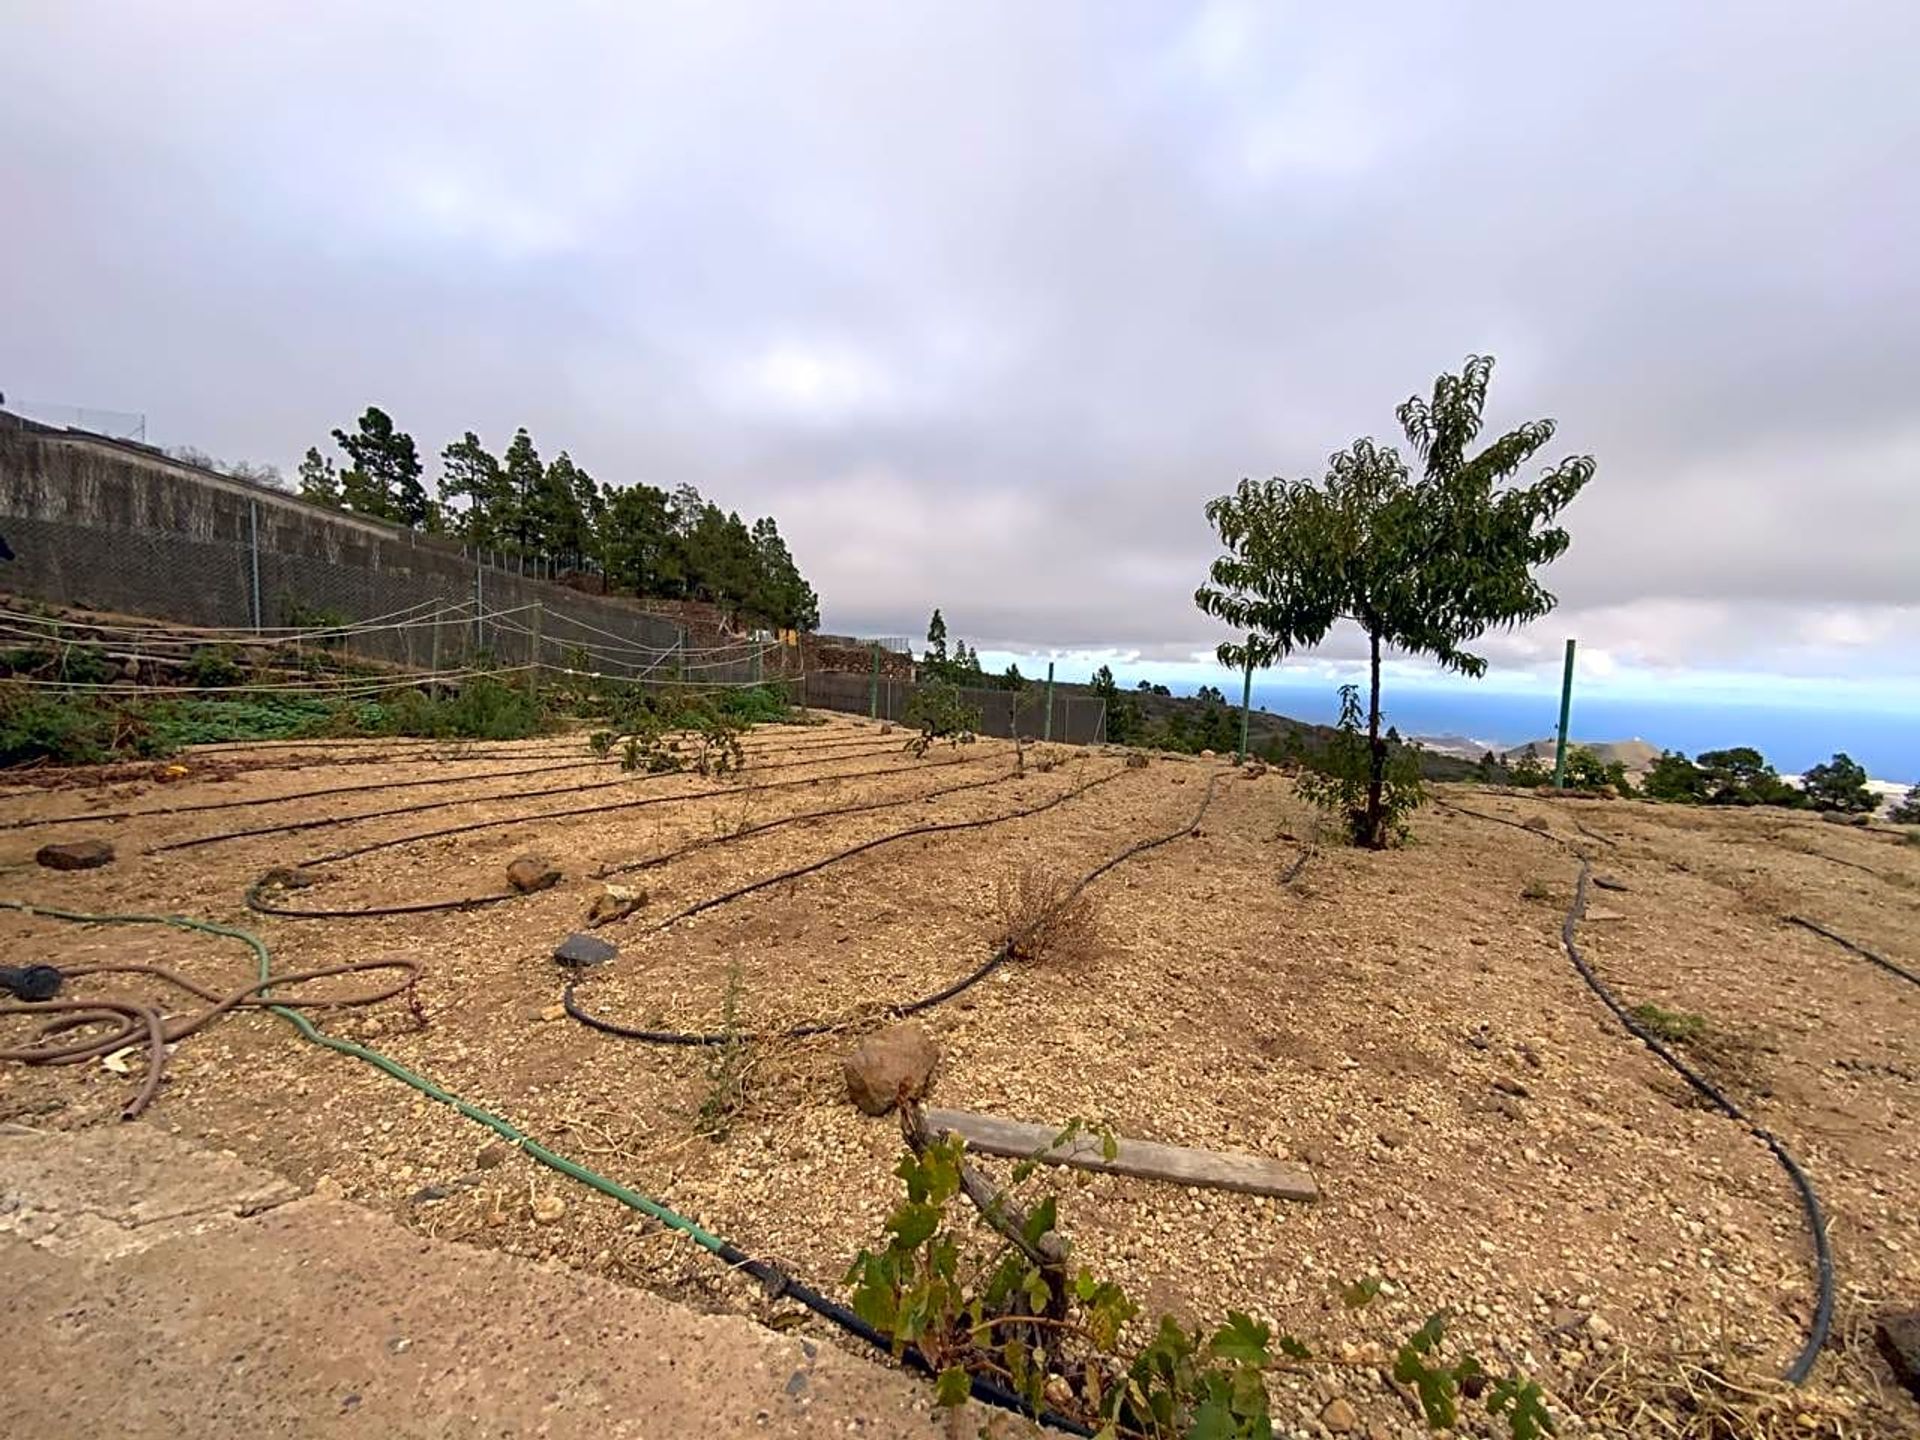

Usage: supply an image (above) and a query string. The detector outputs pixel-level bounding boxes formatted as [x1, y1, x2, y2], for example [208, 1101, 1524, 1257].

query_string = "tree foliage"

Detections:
[332, 406, 427, 527]
[1197, 355, 1594, 846]
[301, 411, 819, 631]
[1800, 751, 1874, 813]
[1889, 784, 1920, 825]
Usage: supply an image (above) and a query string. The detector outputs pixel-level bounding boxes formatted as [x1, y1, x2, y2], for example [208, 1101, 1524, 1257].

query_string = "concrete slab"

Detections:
[0, 1124, 1011, 1439]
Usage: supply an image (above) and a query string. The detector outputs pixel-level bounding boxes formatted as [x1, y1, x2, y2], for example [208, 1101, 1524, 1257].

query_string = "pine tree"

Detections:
[925, 609, 949, 664]
[296, 446, 340, 507]
[500, 428, 544, 557]
[438, 432, 506, 546]
[331, 407, 426, 526]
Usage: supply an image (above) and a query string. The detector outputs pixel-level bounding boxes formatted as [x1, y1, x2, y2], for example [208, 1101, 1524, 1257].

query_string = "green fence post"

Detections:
[1237, 641, 1254, 763]
[1552, 638, 1577, 789]
[869, 643, 880, 719]
[1043, 661, 1055, 742]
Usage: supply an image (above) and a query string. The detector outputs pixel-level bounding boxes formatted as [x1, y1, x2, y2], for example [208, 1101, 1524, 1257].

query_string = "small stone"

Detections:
[1586, 1313, 1615, 1341]
[1583, 906, 1626, 923]
[553, 932, 618, 967]
[1491, 1094, 1527, 1121]
[586, 884, 646, 925]
[35, 838, 114, 870]
[1492, 1076, 1532, 1098]
[1522, 815, 1551, 832]
[1125, 752, 1149, 769]
[1320, 1396, 1358, 1433]
[531, 1193, 566, 1223]
[506, 855, 561, 893]
[1592, 874, 1629, 892]
[1199, 748, 1216, 760]
[476, 1142, 513, 1169]
[537, 1003, 567, 1022]
[1243, 761, 1267, 778]
[843, 1021, 939, 1116]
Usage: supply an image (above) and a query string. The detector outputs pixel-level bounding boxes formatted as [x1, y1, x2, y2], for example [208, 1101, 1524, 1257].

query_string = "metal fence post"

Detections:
[472, 563, 484, 651]
[429, 613, 442, 699]
[868, 644, 880, 718]
[528, 601, 543, 694]
[1095, 699, 1107, 745]
[1237, 643, 1254, 762]
[248, 499, 262, 632]
[1552, 638, 1577, 789]
[1043, 661, 1055, 741]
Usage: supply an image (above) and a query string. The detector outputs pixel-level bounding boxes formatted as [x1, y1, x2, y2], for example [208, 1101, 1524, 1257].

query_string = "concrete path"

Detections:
[0, 1124, 1013, 1439]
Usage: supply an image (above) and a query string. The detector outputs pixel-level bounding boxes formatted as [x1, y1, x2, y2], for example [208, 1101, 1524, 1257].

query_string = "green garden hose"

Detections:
[0, 898, 1082, 1430]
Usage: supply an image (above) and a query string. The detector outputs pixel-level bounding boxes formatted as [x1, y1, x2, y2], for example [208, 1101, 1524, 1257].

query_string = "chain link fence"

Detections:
[798, 670, 1106, 744]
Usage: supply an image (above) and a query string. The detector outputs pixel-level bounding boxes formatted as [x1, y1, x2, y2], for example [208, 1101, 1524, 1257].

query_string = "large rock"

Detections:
[35, 839, 114, 871]
[586, 884, 646, 925]
[843, 1023, 939, 1116]
[506, 855, 561, 894]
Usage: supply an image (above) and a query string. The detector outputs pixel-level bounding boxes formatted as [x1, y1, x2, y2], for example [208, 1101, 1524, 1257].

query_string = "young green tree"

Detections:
[296, 446, 341, 507]
[1800, 751, 1875, 813]
[331, 407, 426, 526]
[1196, 355, 1594, 847]
[925, 609, 949, 665]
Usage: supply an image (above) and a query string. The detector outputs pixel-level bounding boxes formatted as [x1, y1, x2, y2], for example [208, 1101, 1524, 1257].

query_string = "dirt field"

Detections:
[3, 713, 1916, 1437]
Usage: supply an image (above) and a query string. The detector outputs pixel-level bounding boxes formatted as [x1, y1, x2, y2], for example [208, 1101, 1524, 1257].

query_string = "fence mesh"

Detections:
[797, 670, 1106, 744]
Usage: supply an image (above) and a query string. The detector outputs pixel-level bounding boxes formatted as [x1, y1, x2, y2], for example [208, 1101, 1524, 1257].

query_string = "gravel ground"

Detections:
[2, 714, 1915, 1437]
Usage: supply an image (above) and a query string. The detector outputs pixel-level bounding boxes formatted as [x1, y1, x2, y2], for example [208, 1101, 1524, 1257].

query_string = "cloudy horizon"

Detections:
[5, 2, 1916, 735]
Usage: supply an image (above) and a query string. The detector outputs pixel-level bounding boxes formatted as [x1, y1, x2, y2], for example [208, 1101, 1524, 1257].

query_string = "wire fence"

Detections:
[797, 669, 1107, 744]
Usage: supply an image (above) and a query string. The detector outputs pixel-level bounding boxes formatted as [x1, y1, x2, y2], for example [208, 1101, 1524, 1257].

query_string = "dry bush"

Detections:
[1577, 1350, 1854, 1439]
[993, 865, 1103, 965]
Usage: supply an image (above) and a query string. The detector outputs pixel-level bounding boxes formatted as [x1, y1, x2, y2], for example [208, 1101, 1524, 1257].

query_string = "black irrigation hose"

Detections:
[7, 732, 898, 835]
[307, 749, 996, 868]
[152, 740, 910, 854]
[243, 883, 521, 921]
[597, 761, 1036, 878]
[1441, 796, 1836, 1385]
[245, 756, 1018, 921]
[1786, 915, 1920, 989]
[698, 1234, 1095, 1437]
[2, 756, 615, 832]
[615, 766, 1130, 939]
[565, 769, 1216, 1047]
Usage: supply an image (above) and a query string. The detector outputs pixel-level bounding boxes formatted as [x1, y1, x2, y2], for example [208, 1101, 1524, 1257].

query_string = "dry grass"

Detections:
[993, 863, 1103, 965]
[1577, 1350, 1862, 1439]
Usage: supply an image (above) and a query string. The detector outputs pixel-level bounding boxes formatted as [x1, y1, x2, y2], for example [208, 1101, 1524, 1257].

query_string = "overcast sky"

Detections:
[4, 1, 1916, 702]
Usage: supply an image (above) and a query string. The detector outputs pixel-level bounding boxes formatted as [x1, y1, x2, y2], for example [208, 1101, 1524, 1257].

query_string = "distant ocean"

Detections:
[1245, 679, 1916, 784]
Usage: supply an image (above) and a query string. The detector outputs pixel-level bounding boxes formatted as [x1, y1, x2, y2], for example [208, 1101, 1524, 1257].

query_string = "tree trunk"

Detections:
[1364, 626, 1386, 848]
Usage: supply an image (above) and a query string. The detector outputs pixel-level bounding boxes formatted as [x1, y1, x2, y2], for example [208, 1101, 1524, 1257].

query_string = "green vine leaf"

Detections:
[1488, 1376, 1556, 1439]
[934, 1366, 971, 1408]
[1341, 1275, 1383, 1309]
[1207, 1311, 1271, 1367]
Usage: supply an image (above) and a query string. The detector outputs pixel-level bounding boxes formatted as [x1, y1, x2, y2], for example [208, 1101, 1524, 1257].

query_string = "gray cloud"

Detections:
[4, 1, 1917, 685]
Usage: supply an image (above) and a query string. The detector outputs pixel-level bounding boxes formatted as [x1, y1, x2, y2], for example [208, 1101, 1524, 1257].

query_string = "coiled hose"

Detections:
[0, 898, 1087, 1432]
[1436, 797, 1835, 1384]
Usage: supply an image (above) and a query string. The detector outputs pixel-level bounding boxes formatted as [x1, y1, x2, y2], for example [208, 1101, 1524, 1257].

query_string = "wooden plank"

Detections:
[921, 1108, 1319, 1203]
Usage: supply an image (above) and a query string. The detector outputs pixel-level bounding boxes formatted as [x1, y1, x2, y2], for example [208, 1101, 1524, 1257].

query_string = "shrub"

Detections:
[0, 687, 117, 765]
[1629, 1002, 1707, 1045]
[183, 645, 247, 688]
[358, 676, 548, 740]
[1640, 751, 1707, 803]
[1891, 785, 1920, 825]
[904, 682, 980, 756]
[993, 866, 1102, 965]
[1296, 685, 1425, 845]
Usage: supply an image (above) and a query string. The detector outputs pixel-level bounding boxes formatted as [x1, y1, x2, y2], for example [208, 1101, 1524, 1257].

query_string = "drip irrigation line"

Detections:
[564, 767, 1210, 1048]
[152, 740, 911, 854]
[247, 757, 1019, 921]
[1439, 797, 1835, 1384]
[609, 766, 1129, 939]
[597, 761, 1036, 878]
[11, 732, 887, 835]
[1785, 916, 1920, 989]
[0, 901, 1088, 1434]
[300, 747, 980, 867]
[2, 756, 613, 832]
